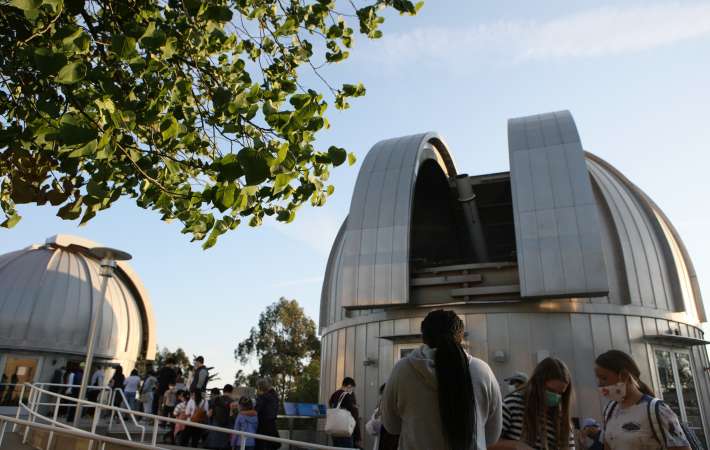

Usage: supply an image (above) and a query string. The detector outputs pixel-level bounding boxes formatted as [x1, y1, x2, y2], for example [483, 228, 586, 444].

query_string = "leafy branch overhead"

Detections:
[0, 0, 423, 248]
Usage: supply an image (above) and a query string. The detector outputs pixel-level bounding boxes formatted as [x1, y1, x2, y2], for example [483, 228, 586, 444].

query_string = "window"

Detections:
[394, 343, 420, 364]
[654, 349, 706, 445]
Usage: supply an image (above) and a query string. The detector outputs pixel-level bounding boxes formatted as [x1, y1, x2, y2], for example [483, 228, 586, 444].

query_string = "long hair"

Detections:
[521, 357, 573, 450]
[421, 310, 475, 450]
[595, 350, 654, 396]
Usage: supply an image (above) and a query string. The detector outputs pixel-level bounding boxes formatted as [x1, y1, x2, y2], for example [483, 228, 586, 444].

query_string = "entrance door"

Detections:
[1, 355, 40, 405]
[654, 348, 706, 445]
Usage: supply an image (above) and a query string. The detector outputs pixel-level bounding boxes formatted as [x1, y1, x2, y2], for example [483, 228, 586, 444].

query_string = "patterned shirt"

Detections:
[501, 391, 576, 449]
[604, 396, 689, 450]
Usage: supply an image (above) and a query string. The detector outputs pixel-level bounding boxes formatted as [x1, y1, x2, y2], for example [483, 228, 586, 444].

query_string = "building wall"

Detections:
[319, 302, 710, 448]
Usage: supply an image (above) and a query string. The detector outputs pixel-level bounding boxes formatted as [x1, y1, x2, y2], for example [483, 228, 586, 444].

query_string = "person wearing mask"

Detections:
[328, 377, 361, 448]
[254, 377, 280, 450]
[141, 370, 158, 415]
[155, 358, 177, 416]
[504, 372, 528, 396]
[578, 418, 603, 450]
[491, 357, 575, 450]
[595, 350, 690, 450]
[124, 369, 141, 410]
[233, 397, 259, 450]
[190, 356, 209, 393]
[381, 309, 502, 450]
[206, 385, 234, 449]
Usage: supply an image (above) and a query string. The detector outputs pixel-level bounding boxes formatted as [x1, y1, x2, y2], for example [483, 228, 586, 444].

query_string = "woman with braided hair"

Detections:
[381, 309, 502, 450]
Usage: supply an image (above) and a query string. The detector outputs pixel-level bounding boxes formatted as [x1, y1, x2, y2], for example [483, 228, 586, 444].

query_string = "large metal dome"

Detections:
[0, 235, 156, 363]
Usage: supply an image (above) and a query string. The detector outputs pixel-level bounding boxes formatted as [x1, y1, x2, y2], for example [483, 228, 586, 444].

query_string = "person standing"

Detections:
[596, 350, 690, 450]
[124, 369, 141, 410]
[381, 309, 502, 450]
[181, 390, 208, 447]
[328, 377, 361, 448]
[88, 366, 104, 401]
[365, 384, 399, 450]
[141, 370, 158, 415]
[503, 372, 528, 396]
[233, 397, 259, 450]
[491, 357, 575, 450]
[190, 356, 209, 393]
[155, 358, 177, 416]
[109, 366, 126, 407]
[255, 377, 280, 450]
[206, 384, 234, 449]
[578, 418, 603, 450]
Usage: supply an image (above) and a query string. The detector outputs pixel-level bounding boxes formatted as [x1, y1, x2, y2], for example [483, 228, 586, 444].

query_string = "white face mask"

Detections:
[598, 381, 626, 402]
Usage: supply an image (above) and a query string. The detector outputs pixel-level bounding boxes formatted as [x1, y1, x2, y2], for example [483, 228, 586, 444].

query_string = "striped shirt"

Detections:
[501, 391, 576, 450]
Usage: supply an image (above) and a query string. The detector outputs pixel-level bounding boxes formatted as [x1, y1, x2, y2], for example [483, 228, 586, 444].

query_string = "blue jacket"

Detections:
[233, 410, 258, 447]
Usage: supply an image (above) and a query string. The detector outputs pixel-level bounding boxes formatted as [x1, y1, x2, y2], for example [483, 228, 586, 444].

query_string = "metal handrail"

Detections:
[106, 388, 145, 442]
[19, 383, 354, 450]
[0, 414, 170, 450]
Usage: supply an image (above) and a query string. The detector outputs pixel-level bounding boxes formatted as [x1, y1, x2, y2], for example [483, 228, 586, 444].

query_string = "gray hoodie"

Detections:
[381, 345, 502, 450]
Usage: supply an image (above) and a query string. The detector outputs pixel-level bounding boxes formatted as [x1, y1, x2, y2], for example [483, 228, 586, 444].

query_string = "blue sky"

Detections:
[2, 0, 710, 382]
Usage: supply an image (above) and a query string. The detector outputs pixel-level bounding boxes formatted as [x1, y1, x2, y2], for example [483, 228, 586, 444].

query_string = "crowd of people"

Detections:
[327, 309, 700, 450]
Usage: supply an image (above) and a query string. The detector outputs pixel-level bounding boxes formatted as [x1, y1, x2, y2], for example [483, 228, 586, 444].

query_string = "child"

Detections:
[161, 385, 178, 444]
[172, 390, 188, 444]
[232, 397, 258, 450]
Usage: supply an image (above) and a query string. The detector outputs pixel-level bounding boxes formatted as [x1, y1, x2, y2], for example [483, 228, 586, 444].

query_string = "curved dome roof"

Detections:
[320, 113, 704, 329]
[0, 235, 156, 362]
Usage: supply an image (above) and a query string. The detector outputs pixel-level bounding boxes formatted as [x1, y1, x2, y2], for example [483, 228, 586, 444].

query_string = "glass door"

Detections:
[654, 348, 706, 445]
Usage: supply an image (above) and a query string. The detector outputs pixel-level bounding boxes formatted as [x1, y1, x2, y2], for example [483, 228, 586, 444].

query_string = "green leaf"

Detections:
[203, 5, 233, 22]
[273, 172, 294, 194]
[55, 61, 86, 84]
[33, 48, 67, 75]
[68, 140, 97, 158]
[56, 197, 83, 220]
[110, 35, 137, 59]
[216, 154, 243, 181]
[348, 152, 357, 166]
[327, 146, 347, 166]
[60, 123, 97, 146]
[1, 213, 21, 228]
[160, 116, 179, 140]
[10, 0, 41, 10]
[238, 148, 270, 186]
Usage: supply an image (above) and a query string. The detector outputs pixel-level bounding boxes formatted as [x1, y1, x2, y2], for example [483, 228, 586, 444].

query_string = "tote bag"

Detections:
[325, 392, 356, 437]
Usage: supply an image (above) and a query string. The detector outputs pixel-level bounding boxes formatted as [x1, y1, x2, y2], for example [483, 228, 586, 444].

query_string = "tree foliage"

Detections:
[0, 0, 423, 248]
[153, 346, 220, 383]
[235, 297, 319, 400]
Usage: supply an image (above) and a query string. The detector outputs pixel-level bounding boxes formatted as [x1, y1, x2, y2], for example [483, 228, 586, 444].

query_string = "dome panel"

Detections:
[0, 235, 155, 363]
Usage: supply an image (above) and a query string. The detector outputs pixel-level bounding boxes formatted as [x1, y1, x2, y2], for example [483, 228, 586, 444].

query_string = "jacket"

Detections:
[233, 410, 259, 448]
[255, 389, 279, 436]
[329, 389, 361, 442]
[381, 345, 502, 450]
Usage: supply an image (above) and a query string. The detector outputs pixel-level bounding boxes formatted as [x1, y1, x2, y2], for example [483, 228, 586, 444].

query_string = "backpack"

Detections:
[603, 398, 704, 450]
[325, 392, 356, 437]
[191, 400, 207, 424]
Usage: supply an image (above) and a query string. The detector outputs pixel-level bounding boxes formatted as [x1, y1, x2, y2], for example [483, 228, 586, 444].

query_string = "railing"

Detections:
[12, 383, 354, 450]
[105, 388, 146, 442]
[0, 414, 170, 450]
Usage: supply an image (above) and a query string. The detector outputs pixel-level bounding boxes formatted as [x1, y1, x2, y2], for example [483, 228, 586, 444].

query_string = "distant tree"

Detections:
[235, 297, 319, 400]
[234, 368, 259, 388]
[287, 357, 320, 403]
[0, 0, 423, 248]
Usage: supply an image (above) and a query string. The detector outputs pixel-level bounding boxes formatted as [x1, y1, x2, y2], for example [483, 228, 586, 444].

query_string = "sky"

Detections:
[2, 0, 710, 383]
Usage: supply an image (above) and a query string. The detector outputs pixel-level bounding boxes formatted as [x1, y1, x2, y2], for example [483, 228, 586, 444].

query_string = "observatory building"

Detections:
[0, 234, 156, 400]
[319, 111, 708, 446]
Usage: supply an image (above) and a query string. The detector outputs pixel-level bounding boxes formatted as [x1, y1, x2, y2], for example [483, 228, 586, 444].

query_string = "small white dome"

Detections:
[0, 235, 156, 363]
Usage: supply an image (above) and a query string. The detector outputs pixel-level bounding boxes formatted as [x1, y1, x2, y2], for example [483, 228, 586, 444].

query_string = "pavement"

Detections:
[0, 432, 35, 450]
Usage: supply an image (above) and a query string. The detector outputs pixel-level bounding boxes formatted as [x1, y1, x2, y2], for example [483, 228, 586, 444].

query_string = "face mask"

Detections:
[545, 390, 562, 407]
[598, 381, 626, 402]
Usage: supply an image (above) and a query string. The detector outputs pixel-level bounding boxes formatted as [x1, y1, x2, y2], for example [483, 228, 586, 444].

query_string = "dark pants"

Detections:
[179, 426, 204, 447]
[332, 436, 353, 448]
